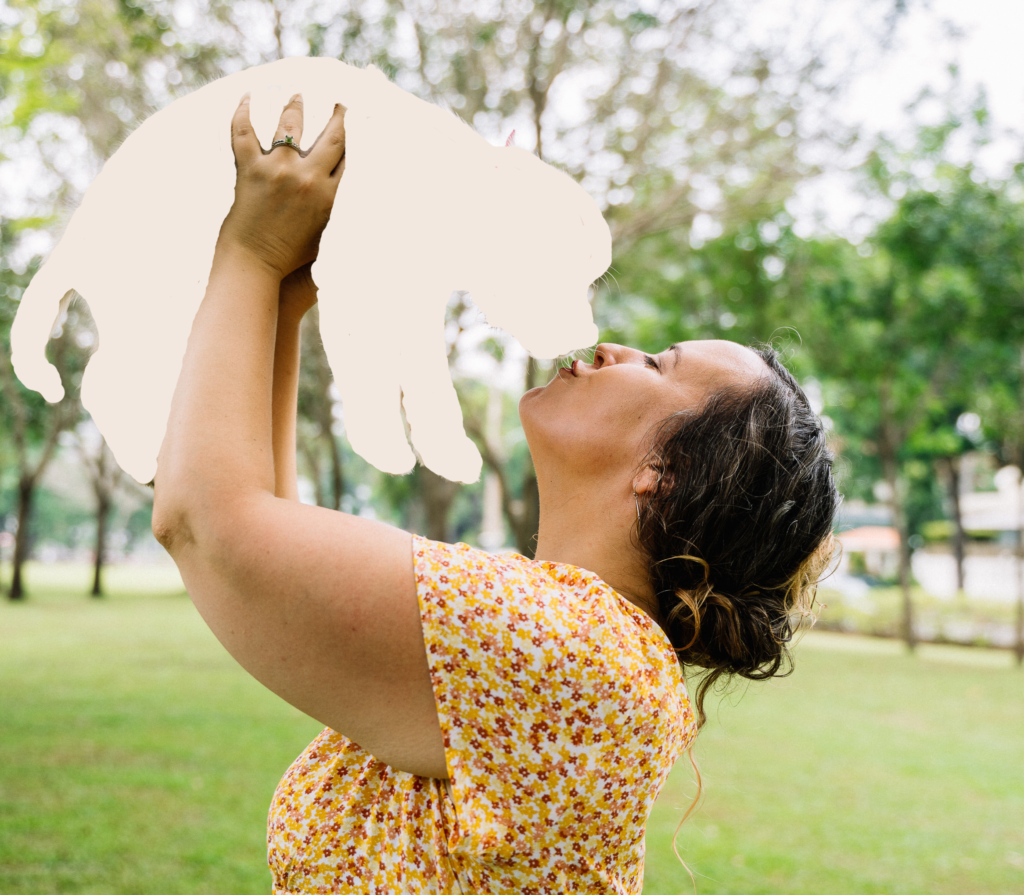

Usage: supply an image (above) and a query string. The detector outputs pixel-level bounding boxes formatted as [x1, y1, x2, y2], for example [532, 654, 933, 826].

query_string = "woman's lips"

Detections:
[556, 360, 578, 382]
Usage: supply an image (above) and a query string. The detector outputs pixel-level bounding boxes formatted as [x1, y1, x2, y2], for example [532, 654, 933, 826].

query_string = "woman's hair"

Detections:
[633, 344, 840, 729]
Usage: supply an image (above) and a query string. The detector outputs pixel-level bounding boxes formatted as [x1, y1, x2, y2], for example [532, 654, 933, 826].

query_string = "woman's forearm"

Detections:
[153, 241, 280, 545]
[272, 307, 304, 502]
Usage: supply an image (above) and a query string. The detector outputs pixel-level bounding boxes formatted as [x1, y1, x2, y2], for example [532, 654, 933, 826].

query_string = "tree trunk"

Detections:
[419, 466, 459, 543]
[895, 499, 916, 651]
[1015, 474, 1023, 666]
[326, 430, 344, 512]
[300, 436, 326, 507]
[512, 471, 540, 559]
[9, 477, 35, 601]
[92, 492, 110, 597]
[880, 440, 915, 651]
[1016, 348, 1024, 666]
[310, 316, 344, 510]
[509, 356, 546, 558]
[80, 436, 121, 598]
[477, 386, 507, 551]
[939, 455, 966, 598]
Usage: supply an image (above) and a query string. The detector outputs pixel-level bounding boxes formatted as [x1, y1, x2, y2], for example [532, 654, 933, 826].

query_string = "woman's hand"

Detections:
[219, 93, 347, 280]
[279, 260, 319, 321]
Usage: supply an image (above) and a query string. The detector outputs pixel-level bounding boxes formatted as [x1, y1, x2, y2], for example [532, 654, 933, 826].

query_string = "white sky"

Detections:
[849, 0, 1024, 140]
[788, 0, 1024, 239]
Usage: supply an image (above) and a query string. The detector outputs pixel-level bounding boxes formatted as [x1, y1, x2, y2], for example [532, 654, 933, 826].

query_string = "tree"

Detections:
[794, 172, 1021, 649]
[980, 346, 1024, 664]
[0, 0, 229, 163]
[0, 1, 208, 595]
[460, 354, 543, 556]
[427, 0, 906, 551]
[297, 307, 346, 510]
[2, 0, 912, 559]
[906, 409, 975, 598]
[70, 418, 123, 596]
[0, 220, 90, 598]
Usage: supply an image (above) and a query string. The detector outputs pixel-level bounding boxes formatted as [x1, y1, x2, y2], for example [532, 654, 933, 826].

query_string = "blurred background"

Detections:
[1, 1, 1022, 893]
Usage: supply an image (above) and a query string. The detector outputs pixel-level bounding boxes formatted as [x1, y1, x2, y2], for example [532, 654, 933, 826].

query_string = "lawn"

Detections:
[1, 562, 1022, 895]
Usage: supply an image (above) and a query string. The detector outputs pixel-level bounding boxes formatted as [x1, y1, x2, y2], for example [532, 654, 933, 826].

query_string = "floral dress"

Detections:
[267, 534, 698, 894]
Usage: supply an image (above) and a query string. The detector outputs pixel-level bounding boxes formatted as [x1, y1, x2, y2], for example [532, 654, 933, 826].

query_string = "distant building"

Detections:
[961, 466, 1023, 545]
[835, 498, 893, 532]
[836, 525, 899, 579]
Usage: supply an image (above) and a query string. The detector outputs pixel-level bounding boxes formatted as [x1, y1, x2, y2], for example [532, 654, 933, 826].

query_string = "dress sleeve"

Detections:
[411, 534, 687, 867]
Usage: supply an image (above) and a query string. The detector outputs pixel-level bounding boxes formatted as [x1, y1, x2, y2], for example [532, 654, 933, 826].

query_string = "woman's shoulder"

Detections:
[412, 533, 666, 641]
[412, 533, 524, 571]
[412, 535, 699, 834]
[411, 535, 695, 731]
[412, 534, 626, 614]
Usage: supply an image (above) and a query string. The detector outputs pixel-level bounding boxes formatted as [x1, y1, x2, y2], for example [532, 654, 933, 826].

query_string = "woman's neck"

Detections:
[532, 469, 659, 620]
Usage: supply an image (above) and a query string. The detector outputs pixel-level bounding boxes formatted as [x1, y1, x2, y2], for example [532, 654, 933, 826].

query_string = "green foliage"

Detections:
[123, 501, 153, 552]
[0, 224, 90, 468]
[374, 464, 421, 529]
[113, 0, 175, 56]
[24, 484, 94, 550]
[598, 119, 1024, 552]
[0, 0, 1020, 587]
[921, 520, 953, 542]
[595, 211, 808, 381]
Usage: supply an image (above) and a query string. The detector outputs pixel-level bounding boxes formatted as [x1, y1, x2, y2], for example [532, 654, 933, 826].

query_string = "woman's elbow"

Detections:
[151, 479, 194, 554]
[152, 502, 188, 553]
[152, 481, 259, 558]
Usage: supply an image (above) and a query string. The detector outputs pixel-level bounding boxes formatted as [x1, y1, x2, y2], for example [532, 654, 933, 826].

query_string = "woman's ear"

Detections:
[633, 464, 661, 497]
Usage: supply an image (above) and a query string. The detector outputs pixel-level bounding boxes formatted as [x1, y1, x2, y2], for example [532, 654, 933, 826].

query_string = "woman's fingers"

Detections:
[271, 94, 304, 152]
[233, 93, 343, 172]
[223, 92, 345, 276]
[230, 94, 263, 169]
[305, 103, 347, 177]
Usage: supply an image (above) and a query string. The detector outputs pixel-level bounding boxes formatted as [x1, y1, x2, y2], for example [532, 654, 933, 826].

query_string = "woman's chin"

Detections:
[518, 385, 547, 414]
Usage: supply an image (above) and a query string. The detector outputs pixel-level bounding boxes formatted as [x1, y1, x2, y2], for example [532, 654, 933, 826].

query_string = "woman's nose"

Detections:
[591, 343, 632, 368]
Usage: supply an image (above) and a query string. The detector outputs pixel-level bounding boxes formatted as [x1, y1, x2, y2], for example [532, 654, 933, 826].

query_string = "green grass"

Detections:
[0, 562, 323, 894]
[645, 633, 1024, 895]
[2, 563, 1023, 894]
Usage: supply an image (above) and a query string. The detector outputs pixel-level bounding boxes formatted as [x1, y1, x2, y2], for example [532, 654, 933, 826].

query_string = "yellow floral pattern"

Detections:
[267, 535, 697, 893]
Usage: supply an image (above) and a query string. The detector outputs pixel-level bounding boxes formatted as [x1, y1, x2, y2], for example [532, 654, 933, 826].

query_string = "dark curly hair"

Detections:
[633, 344, 840, 729]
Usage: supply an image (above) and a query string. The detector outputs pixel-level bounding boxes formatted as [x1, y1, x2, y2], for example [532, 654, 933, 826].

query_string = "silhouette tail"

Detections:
[10, 249, 75, 403]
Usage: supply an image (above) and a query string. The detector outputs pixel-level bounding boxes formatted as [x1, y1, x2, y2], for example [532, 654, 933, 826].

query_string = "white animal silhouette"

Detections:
[11, 56, 609, 485]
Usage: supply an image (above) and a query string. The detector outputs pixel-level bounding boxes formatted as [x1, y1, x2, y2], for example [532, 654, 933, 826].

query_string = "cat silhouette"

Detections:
[11, 56, 609, 485]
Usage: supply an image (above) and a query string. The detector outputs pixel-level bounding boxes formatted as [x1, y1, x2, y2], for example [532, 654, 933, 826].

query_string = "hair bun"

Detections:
[669, 586, 787, 677]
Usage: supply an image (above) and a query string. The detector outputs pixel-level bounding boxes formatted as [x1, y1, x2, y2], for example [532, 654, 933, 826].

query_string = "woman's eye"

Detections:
[644, 355, 660, 370]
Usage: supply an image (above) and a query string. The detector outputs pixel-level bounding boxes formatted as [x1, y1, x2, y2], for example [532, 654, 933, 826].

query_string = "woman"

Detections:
[153, 94, 838, 893]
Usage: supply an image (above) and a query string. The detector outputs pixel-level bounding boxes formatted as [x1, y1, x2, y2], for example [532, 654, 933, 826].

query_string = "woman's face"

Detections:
[519, 340, 768, 480]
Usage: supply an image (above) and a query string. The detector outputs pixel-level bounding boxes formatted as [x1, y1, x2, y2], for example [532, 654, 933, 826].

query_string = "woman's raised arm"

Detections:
[272, 265, 318, 502]
[150, 94, 447, 780]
